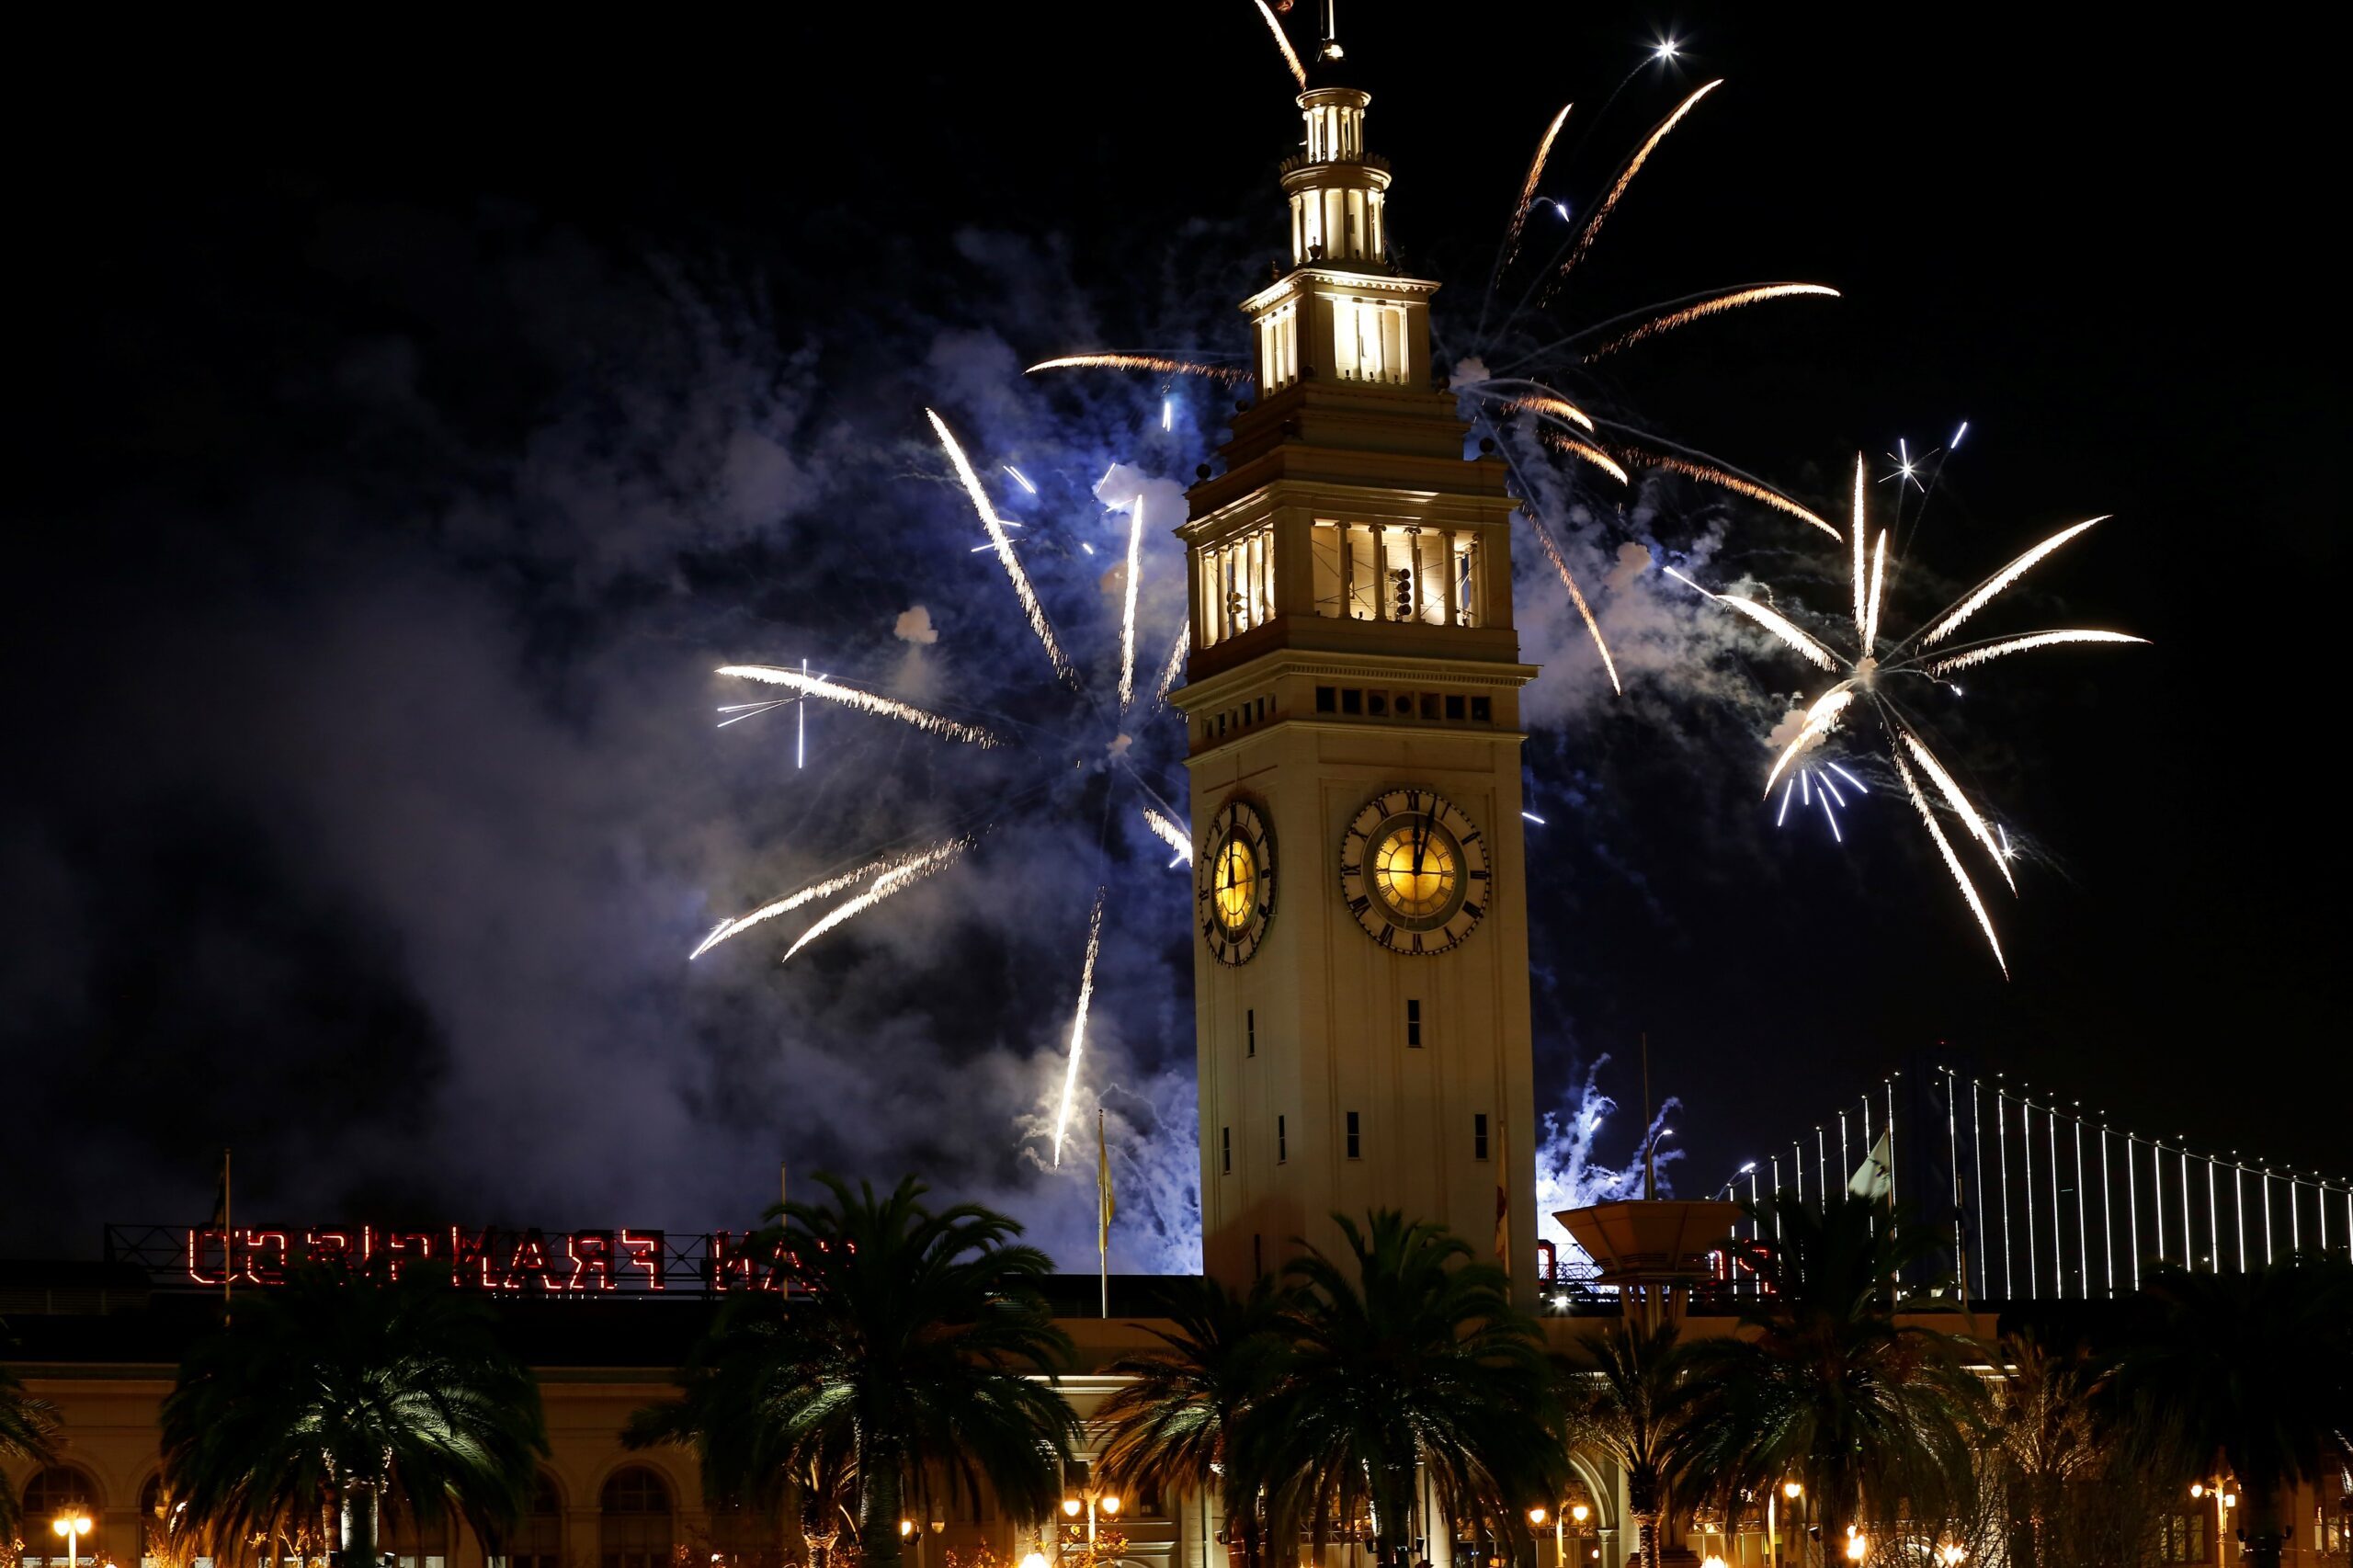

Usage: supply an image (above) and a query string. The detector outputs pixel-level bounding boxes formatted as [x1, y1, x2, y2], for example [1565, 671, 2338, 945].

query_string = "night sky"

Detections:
[6, 6, 2337, 1264]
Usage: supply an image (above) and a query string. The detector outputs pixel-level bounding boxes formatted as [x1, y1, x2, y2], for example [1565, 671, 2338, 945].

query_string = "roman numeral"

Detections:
[1411, 932, 1425, 952]
[1347, 894, 1370, 915]
[1467, 869, 1489, 881]
[1339, 862, 1359, 878]
[1462, 902, 1483, 919]
[1461, 830, 1482, 844]
[1378, 925, 1396, 948]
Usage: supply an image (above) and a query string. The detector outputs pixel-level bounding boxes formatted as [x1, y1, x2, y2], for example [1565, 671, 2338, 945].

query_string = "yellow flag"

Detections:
[1097, 1108, 1116, 1258]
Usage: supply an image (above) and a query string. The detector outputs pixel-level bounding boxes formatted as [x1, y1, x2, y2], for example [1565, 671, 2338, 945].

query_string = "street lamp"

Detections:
[1843, 1528, 1868, 1564]
[1059, 1483, 1123, 1568]
[1769, 1484, 1802, 1568]
[52, 1514, 95, 1568]
[1937, 1545, 1967, 1567]
[2191, 1480, 2238, 1567]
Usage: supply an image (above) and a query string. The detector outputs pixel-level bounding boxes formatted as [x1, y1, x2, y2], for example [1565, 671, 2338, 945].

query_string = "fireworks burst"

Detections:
[1775, 759, 1870, 844]
[1673, 450, 2148, 972]
[716, 663, 1006, 748]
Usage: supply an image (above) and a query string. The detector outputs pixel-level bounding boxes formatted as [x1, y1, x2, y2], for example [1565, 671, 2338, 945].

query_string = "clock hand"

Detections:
[1410, 814, 1427, 881]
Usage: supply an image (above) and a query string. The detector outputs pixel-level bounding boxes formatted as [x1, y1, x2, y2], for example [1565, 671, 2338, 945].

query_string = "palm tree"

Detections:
[1991, 1332, 2106, 1568]
[1096, 1275, 1290, 1568]
[1680, 1196, 1985, 1555]
[2109, 1253, 2353, 1568]
[1555, 1321, 1697, 1568]
[1240, 1210, 1560, 1568]
[627, 1174, 1076, 1568]
[160, 1263, 546, 1568]
[1, 1324, 61, 1538]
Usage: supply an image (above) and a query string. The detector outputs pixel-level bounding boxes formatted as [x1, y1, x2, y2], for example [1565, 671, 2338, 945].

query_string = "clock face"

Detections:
[1198, 797, 1276, 965]
[1339, 787, 1491, 954]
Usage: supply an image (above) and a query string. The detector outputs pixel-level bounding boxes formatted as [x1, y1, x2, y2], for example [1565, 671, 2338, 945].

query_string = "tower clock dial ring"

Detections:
[1339, 787, 1491, 955]
[1198, 797, 1276, 966]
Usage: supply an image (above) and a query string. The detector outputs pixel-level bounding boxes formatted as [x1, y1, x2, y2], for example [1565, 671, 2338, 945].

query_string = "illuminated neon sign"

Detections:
[156, 1225, 791, 1294]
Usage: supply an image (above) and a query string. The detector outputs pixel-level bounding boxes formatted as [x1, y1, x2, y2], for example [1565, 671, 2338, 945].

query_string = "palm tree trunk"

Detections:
[860, 1453, 904, 1568]
[1633, 1514, 1658, 1568]
[2243, 1490, 2284, 1568]
[341, 1487, 378, 1568]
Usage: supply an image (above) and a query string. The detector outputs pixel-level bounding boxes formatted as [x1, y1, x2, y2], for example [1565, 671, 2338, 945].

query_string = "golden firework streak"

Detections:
[1154, 622, 1189, 705]
[1051, 889, 1108, 1167]
[1895, 722, 2016, 894]
[1118, 496, 1145, 709]
[1251, 0, 1307, 87]
[1762, 686, 1856, 796]
[779, 838, 972, 964]
[1861, 530, 1889, 653]
[926, 407, 1079, 686]
[1585, 284, 1841, 358]
[691, 858, 890, 960]
[1498, 392, 1597, 433]
[1502, 102, 1573, 266]
[1627, 451, 1840, 540]
[717, 665, 1004, 748]
[1142, 808, 1193, 866]
[1542, 432, 1631, 484]
[1664, 568, 1841, 671]
[1027, 354, 1253, 384]
[1563, 80, 1723, 277]
[1924, 629, 2149, 676]
[1917, 517, 2113, 647]
[1891, 747, 2007, 976]
[1529, 512, 1621, 696]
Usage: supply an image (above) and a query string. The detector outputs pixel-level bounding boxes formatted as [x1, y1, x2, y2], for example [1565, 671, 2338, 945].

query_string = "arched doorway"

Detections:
[600, 1467, 675, 1568]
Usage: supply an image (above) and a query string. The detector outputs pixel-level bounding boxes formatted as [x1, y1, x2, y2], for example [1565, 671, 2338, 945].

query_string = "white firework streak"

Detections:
[780, 837, 970, 964]
[1861, 528, 1889, 653]
[1924, 629, 2150, 676]
[1118, 496, 1145, 709]
[1893, 720, 2017, 894]
[1051, 889, 1108, 1166]
[1664, 568, 1841, 672]
[1890, 746, 2006, 976]
[692, 858, 891, 960]
[1530, 511, 1622, 695]
[1142, 807, 1193, 867]
[1850, 453, 1870, 640]
[926, 407, 1079, 686]
[717, 665, 1004, 747]
[1250, 0, 1306, 86]
[1762, 685, 1855, 797]
[1154, 621, 1189, 705]
[1916, 517, 2111, 648]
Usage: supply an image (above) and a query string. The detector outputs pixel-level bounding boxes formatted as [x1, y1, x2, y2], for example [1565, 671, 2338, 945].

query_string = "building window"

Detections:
[1317, 685, 1336, 712]
[2157, 1513, 2210, 1564]
[1222, 1126, 1232, 1174]
[22, 1467, 101, 1568]
[1367, 692, 1388, 717]
[1278, 1114, 1288, 1163]
[490, 1474, 564, 1568]
[1420, 694, 1441, 720]
[1246, 1008, 1256, 1056]
[1445, 694, 1466, 721]
[1471, 696, 1493, 722]
[1394, 692, 1415, 720]
[1346, 1111, 1361, 1159]
[1474, 1113, 1491, 1160]
[1342, 687, 1363, 715]
[600, 1467, 674, 1568]
[1406, 998, 1422, 1047]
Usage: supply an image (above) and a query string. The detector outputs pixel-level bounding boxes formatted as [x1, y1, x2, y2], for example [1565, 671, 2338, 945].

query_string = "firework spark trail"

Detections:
[1051, 889, 1108, 1166]
[690, 859, 891, 960]
[718, 665, 1006, 747]
[1763, 686, 1856, 795]
[1915, 517, 2113, 648]
[1891, 747, 2006, 975]
[1850, 455, 1870, 638]
[1664, 568, 1841, 671]
[1529, 510, 1622, 696]
[926, 407, 1079, 687]
[1583, 283, 1842, 358]
[1154, 622, 1190, 706]
[1479, 385, 1597, 432]
[1541, 432, 1631, 484]
[1560, 79, 1723, 279]
[1250, 0, 1307, 86]
[1501, 102, 1573, 267]
[1861, 529, 1889, 653]
[1118, 496, 1145, 709]
[1142, 808, 1193, 867]
[1925, 629, 2150, 676]
[1894, 721, 2017, 893]
[779, 837, 972, 964]
[1622, 449, 1840, 539]
[1027, 354, 1253, 384]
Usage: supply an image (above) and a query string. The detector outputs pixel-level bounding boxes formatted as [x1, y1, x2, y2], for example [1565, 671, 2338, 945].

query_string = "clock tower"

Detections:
[1174, 47, 1540, 1300]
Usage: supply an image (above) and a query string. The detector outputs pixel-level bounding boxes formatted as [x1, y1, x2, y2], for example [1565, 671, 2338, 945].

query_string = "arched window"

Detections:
[491, 1472, 565, 1568]
[600, 1467, 673, 1568]
[383, 1498, 456, 1568]
[20, 1466, 102, 1568]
